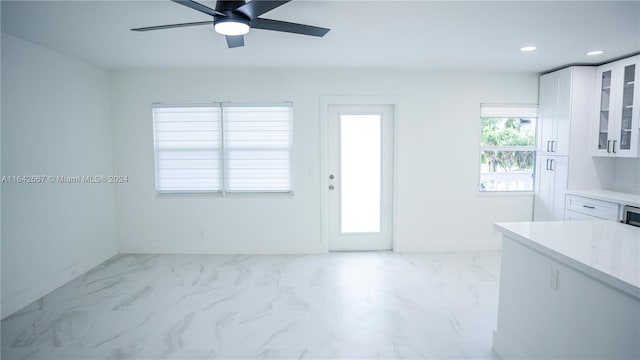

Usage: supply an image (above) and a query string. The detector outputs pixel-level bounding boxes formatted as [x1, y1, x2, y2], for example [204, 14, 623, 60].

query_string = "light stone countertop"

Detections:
[566, 189, 640, 208]
[495, 220, 640, 299]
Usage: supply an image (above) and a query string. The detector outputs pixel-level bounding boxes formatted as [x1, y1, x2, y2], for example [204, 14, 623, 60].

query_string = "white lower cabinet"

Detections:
[564, 194, 621, 221]
[533, 155, 568, 221]
[565, 209, 605, 221]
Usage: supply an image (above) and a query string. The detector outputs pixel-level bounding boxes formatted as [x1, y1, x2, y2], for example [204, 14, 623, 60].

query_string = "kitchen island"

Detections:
[493, 220, 639, 360]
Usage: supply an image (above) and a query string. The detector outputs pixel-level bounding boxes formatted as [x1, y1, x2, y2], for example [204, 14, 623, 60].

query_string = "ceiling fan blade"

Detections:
[236, 0, 291, 19]
[251, 18, 330, 37]
[171, 0, 225, 17]
[226, 35, 245, 48]
[131, 21, 213, 32]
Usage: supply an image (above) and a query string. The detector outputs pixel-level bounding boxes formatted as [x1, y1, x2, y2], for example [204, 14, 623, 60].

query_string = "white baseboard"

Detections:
[1, 247, 117, 320]
[492, 330, 526, 360]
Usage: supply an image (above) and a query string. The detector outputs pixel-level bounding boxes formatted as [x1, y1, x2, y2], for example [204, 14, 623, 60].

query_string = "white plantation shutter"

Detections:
[153, 106, 222, 193]
[152, 103, 292, 194]
[223, 104, 292, 193]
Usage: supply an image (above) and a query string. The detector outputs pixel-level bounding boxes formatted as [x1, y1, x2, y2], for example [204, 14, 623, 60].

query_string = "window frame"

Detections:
[152, 102, 294, 196]
[478, 104, 538, 194]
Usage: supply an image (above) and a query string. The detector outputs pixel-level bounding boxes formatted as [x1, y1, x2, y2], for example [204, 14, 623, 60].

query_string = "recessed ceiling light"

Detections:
[586, 50, 604, 56]
[520, 46, 537, 52]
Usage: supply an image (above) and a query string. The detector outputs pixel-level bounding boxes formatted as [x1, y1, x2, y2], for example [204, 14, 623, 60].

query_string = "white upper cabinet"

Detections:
[538, 68, 572, 156]
[593, 55, 640, 157]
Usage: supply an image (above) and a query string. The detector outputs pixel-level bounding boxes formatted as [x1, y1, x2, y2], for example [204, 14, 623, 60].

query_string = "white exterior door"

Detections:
[327, 104, 394, 251]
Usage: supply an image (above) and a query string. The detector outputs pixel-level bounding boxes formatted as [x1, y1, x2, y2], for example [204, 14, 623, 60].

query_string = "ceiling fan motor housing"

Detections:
[214, 0, 247, 12]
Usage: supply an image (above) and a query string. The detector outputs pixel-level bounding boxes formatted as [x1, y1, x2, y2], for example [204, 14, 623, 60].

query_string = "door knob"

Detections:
[329, 185, 335, 190]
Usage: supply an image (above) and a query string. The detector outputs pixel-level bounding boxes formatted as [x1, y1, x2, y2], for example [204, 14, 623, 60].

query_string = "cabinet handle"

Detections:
[549, 159, 554, 171]
[546, 141, 551, 152]
[551, 141, 556, 153]
[612, 140, 617, 153]
[545, 159, 550, 170]
[582, 205, 596, 209]
[607, 140, 611, 153]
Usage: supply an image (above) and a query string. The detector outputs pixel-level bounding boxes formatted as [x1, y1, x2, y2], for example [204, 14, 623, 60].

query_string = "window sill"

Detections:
[477, 191, 535, 197]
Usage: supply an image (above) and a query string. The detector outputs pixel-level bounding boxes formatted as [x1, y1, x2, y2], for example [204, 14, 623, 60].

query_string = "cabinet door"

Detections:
[533, 156, 553, 221]
[538, 72, 557, 156]
[554, 68, 572, 156]
[593, 63, 615, 156]
[548, 156, 568, 220]
[538, 68, 571, 156]
[611, 56, 639, 157]
[593, 55, 640, 158]
[533, 155, 568, 221]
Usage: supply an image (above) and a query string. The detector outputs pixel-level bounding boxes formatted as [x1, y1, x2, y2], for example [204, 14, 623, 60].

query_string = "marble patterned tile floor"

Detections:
[2, 251, 502, 360]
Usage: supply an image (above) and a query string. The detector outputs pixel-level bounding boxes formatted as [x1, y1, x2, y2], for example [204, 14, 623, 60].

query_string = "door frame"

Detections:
[319, 96, 399, 252]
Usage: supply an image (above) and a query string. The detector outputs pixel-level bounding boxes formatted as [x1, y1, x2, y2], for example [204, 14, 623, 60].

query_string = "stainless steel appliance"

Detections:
[622, 205, 640, 227]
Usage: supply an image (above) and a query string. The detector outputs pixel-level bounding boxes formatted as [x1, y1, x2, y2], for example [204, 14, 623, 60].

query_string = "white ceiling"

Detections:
[2, 0, 639, 72]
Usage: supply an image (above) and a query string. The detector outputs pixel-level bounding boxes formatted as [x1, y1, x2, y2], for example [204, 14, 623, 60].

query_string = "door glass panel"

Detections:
[620, 65, 635, 150]
[340, 114, 381, 233]
[599, 70, 612, 150]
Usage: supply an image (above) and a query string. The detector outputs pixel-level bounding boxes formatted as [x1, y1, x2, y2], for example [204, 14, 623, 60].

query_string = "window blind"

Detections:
[152, 103, 293, 194]
[481, 104, 538, 118]
[223, 104, 292, 193]
[153, 106, 222, 193]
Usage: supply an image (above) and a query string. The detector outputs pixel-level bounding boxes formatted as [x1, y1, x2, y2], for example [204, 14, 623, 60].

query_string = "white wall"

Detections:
[1, 34, 118, 318]
[111, 68, 538, 254]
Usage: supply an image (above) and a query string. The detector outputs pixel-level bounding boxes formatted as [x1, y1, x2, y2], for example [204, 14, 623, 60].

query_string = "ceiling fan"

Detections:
[131, 0, 330, 48]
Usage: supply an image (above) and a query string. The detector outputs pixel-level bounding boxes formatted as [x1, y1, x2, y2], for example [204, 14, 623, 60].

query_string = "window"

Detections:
[153, 106, 222, 193]
[153, 103, 292, 194]
[479, 104, 537, 192]
[223, 105, 292, 192]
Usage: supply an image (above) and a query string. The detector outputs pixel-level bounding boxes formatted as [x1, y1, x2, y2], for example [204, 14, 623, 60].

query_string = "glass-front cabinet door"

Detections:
[597, 69, 612, 153]
[619, 63, 635, 152]
[593, 55, 640, 157]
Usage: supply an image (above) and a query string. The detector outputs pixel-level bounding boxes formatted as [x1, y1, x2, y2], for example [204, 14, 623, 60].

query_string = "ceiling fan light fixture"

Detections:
[214, 18, 250, 36]
[133, 0, 331, 48]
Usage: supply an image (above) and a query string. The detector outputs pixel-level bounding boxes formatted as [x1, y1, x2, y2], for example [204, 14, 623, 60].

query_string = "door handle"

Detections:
[549, 159, 554, 171]
[551, 141, 556, 153]
[612, 140, 617, 153]
[546, 141, 551, 152]
[607, 140, 611, 153]
[545, 159, 550, 170]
